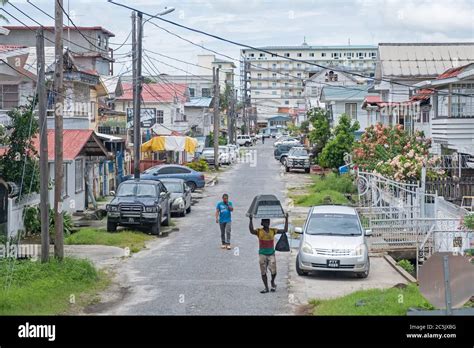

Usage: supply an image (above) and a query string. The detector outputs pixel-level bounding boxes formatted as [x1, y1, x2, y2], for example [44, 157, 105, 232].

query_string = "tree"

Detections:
[319, 114, 359, 169]
[0, 101, 40, 198]
[307, 107, 331, 159]
[207, 131, 227, 146]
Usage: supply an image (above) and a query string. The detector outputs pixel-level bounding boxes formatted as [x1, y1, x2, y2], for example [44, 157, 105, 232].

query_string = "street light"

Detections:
[143, 7, 175, 25]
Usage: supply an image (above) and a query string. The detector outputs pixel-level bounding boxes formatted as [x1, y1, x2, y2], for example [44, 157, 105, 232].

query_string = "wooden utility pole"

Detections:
[213, 67, 220, 170]
[133, 11, 143, 179]
[36, 28, 49, 263]
[53, 0, 64, 259]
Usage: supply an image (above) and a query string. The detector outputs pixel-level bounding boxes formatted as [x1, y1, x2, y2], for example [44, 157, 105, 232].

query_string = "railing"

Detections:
[426, 177, 474, 205]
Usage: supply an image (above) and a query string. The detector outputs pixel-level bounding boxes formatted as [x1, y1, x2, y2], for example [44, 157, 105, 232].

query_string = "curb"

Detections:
[384, 254, 417, 283]
[205, 174, 219, 186]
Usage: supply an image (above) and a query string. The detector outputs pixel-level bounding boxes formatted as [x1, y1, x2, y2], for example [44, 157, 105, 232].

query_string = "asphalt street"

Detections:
[103, 140, 291, 315]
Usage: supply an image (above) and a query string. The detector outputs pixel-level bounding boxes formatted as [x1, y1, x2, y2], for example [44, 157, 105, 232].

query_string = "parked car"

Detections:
[226, 144, 239, 161]
[106, 180, 171, 235]
[285, 147, 311, 173]
[275, 137, 300, 147]
[134, 164, 205, 192]
[295, 205, 371, 278]
[201, 147, 230, 166]
[237, 135, 253, 147]
[218, 146, 232, 165]
[160, 178, 192, 217]
[274, 143, 297, 164]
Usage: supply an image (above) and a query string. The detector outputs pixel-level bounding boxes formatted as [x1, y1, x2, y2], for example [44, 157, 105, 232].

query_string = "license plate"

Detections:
[327, 260, 340, 268]
[128, 218, 134, 223]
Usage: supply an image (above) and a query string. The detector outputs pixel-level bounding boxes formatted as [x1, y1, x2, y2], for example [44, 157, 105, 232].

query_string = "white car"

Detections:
[275, 137, 300, 147]
[237, 135, 253, 147]
[218, 146, 232, 165]
[227, 144, 240, 160]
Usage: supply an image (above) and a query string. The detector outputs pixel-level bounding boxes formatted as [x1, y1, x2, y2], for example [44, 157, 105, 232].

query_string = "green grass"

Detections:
[0, 257, 108, 315]
[65, 228, 155, 253]
[310, 284, 434, 316]
[294, 190, 349, 206]
[292, 173, 356, 207]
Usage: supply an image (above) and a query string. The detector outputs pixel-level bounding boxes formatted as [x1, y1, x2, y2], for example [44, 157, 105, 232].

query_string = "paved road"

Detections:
[102, 140, 291, 315]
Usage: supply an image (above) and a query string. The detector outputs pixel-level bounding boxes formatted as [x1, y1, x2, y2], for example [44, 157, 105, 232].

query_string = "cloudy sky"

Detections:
[5, 0, 474, 76]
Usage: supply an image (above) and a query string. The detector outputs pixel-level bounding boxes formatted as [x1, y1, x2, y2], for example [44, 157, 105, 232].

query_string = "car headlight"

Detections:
[174, 197, 184, 205]
[107, 205, 118, 212]
[145, 206, 157, 213]
[302, 242, 313, 254]
[353, 244, 366, 256]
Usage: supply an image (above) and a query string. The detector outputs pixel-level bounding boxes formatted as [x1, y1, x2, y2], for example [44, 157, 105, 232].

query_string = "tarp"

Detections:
[141, 136, 198, 154]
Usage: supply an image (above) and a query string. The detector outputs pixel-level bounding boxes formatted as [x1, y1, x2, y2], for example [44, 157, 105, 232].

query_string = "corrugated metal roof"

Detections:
[320, 86, 368, 101]
[185, 97, 213, 108]
[378, 43, 474, 78]
[251, 45, 377, 51]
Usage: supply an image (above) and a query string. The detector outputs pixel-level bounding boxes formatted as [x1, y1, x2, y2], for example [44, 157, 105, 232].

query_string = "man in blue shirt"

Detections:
[215, 193, 233, 250]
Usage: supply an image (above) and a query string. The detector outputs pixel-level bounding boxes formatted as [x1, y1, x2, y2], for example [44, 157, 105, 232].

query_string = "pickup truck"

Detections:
[285, 147, 311, 173]
[106, 180, 171, 235]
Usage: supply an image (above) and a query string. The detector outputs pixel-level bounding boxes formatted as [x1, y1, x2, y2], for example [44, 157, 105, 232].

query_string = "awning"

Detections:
[141, 136, 198, 154]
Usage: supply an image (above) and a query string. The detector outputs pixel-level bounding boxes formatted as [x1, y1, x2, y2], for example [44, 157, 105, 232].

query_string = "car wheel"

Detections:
[186, 181, 197, 192]
[179, 210, 186, 217]
[356, 259, 370, 279]
[151, 214, 161, 235]
[186, 205, 191, 214]
[285, 166, 290, 173]
[305, 168, 310, 174]
[280, 157, 287, 165]
[296, 255, 309, 276]
[107, 220, 117, 232]
[162, 207, 171, 226]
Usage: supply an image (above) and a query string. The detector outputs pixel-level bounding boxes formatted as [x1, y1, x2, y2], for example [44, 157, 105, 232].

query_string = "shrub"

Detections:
[397, 259, 415, 275]
[186, 159, 209, 172]
[312, 173, 356, 194]
[23, 205, 41, 235]
[295, 190, 349, 207]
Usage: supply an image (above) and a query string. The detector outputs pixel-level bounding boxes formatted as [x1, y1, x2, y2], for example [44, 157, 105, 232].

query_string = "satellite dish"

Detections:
[419, 252, 474, 309]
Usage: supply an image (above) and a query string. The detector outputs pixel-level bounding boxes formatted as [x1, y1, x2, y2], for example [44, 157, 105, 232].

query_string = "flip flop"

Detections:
[260, 289, 269, 294]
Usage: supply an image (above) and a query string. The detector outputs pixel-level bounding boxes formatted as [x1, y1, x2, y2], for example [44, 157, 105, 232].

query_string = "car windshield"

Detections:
[306, 213, 361, 236]
[143, 166, 160, 174]
[291, 149, 308, 156]
[163, 182, 183, 193]
[117, 183, 156, 198]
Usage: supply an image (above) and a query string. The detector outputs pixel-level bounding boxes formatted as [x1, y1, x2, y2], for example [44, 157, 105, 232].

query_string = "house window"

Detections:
[202, 88, 211, 97]
[309, 53, 315, 57]
[272, 91, 277, 95]
[189, 88, 195, 97]
[272, 82, 277, 87]
[272, 73, 277, 78]
[156, 110, 164, 124]
[259, 53, 265, 57]
[345, 103, 358, 119]
[257, 73, 262, 79]
[272, 64, 277, 69]
[297, 53, 302, 57]
[285, 53, 290, 57]
[284, 100, 289, 105]
[255, 91, 260, 95]
[422, 109, 430, 123]
[75, 159, 84, 193]
[321, 52, 326, 57]
[249, 53, 254, 57]
[0, 84, 19, 109]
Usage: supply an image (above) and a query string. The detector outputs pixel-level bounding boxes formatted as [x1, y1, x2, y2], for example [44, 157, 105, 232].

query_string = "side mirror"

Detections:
[109, 191, 115, 197]
[160, 192, 167, 198]
[294, 227, 303, 234]
[365, 229, 372, 236]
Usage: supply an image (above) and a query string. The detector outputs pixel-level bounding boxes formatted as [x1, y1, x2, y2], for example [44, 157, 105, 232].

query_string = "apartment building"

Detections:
[241, 43, 377, 119]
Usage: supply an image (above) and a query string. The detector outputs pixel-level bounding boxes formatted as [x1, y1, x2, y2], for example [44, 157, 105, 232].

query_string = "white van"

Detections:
[237, 135, 253, 147]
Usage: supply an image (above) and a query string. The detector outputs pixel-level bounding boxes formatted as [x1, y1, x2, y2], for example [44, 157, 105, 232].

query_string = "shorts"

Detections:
[259, 253, 276, 275]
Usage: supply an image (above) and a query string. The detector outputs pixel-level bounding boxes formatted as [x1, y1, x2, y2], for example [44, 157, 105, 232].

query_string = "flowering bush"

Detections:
[353, 123, 444, 181]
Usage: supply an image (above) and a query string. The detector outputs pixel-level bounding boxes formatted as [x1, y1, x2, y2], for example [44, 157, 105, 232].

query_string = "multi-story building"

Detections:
[241, 42, 377, 119]
[0, 26, 115, 75]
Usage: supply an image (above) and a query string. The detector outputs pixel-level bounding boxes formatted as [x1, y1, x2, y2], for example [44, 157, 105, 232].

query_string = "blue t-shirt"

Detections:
[216, 201, 233, 223]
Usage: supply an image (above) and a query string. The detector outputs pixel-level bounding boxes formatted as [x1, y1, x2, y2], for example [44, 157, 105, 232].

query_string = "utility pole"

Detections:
[53, 0, 64, 260]
[227, 85, 232, 144]
[213, 67, 220, 170]
[133, 11, 143, 179]
[36, 28, 49, 263]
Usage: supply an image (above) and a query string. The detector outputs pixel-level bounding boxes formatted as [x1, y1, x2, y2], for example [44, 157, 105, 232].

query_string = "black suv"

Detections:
[274, 143, 296, 164]
[106, 180, 171, 235]
[285, 147, 311, 173]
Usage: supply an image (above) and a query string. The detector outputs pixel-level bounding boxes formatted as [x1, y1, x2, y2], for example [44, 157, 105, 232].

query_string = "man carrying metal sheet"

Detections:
[249, 213, 288, 293]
